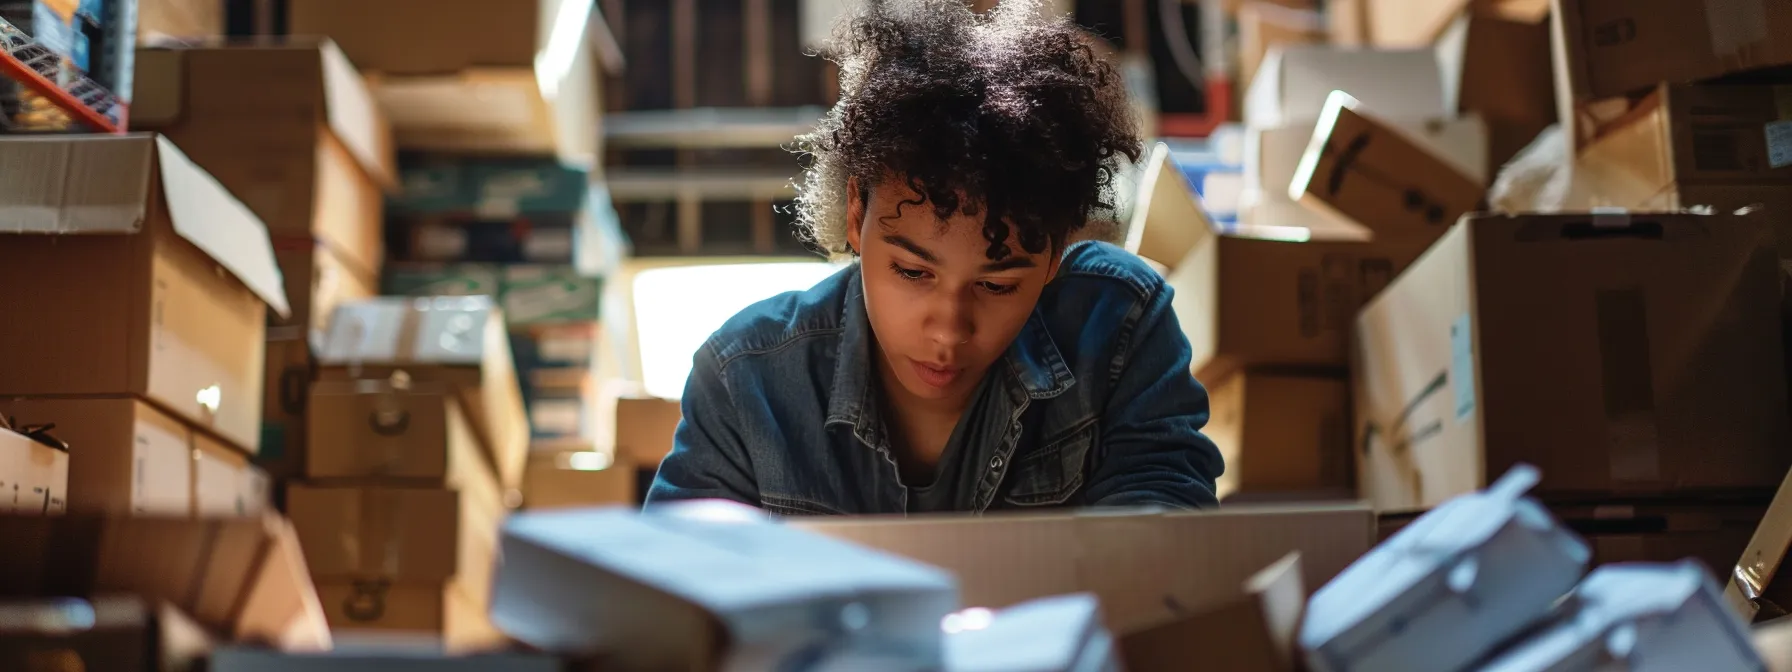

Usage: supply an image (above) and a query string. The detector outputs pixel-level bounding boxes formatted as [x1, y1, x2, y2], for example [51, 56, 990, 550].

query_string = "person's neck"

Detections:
[873, 349, 975, 472]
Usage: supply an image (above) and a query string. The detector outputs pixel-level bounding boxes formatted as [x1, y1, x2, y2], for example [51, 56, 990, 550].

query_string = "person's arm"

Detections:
[644, 342, 760, 507]
[1084, 282, 1224, 509]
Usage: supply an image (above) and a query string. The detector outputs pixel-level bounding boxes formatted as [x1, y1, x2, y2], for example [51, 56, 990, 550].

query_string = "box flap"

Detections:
[153, 136, 291, 317]
[1125, 142, 1216, 271]
[318, 40, 397, 187]
[0, 135, 153, 234]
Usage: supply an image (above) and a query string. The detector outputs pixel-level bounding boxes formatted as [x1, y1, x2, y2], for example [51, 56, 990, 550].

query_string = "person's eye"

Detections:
[889, 262, 929, 282]
[979, 281, 1019, 296]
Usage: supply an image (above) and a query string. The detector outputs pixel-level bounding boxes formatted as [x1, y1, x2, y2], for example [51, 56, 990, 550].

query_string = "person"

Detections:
[645, 0, 1223, 514]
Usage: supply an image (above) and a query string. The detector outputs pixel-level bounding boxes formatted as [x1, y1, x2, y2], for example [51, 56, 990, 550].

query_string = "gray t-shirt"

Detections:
[905, 376, 997, 513]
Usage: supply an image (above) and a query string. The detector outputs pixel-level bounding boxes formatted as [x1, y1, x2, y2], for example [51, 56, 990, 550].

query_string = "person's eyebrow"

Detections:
[882, 235, 940, 264]
[981, 257, 1037, 272]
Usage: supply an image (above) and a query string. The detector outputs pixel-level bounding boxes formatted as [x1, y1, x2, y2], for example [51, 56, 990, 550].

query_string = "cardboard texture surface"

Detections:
[799, 504, 1374, 635]
[613, 396, 683, 467]
[1239, 4, 1326, 97]
[0, 514, 331, 651]
[1245, 115, 1485, 238]
[0, 397, 267, 518]
[312, 580, 504, 652]
[0, 135, 285, 452]
[1123, 143, 1212, 271]
[1245, 46, 1446, 129]
[1732, 469, 1792, 622]
[0, 425, 68, 516]
[523, 453, 639, 510]
[1207, 371, 1351, 501]
[1437, 10, 1555, 174]
[133, 41, 394, 281]
[318, 297, 529, 491]
[138, 0, 224, 42]
[0, 596, 214, 672]
[287, 483, 503, 612]
[1166, 230, 1433, 382]
[1119, 553, 1305, 672]
[1354, 212, 1792, 513]
[273, 238, 380, 342]
[1290, 93, 1486, 246]
[305, 381, 500, 502]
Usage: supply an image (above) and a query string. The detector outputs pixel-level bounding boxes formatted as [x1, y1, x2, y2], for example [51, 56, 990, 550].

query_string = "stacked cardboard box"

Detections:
[278, 296, 525, 648]
[0, 134, 285, 517]
[132, 40, 398, 490]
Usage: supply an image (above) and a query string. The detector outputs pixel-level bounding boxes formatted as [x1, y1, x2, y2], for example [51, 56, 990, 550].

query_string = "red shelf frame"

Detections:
[0, 14, 126, 133]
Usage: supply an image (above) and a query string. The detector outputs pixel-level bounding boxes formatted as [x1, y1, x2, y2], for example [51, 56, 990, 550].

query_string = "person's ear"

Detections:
[845, 176, 864, 255]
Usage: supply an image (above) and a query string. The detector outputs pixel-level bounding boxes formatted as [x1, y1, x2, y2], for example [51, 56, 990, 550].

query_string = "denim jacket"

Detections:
[645, 241, 1224, 514]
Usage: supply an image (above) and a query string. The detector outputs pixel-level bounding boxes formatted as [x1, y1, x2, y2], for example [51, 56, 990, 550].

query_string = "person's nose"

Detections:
[924, 291, 975, 348]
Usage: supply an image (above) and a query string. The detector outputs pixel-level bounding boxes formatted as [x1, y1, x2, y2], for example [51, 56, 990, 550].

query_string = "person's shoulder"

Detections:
[705, 263, 856, 367]
[1050, 240, 1166, 304]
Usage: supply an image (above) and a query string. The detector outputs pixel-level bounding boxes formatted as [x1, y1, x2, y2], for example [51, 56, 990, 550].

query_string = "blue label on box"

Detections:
[1451, 312, 1476, 420]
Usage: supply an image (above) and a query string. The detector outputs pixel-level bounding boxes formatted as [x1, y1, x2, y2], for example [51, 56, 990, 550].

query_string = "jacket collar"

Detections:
[825, 267, 1075, 435]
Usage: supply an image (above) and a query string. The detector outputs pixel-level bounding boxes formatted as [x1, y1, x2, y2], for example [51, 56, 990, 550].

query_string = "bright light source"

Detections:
[563, 451, 613, 472]
[633, 262, 843, 400]
[941, 607, 995, 634]
[195, 385, 222, 413]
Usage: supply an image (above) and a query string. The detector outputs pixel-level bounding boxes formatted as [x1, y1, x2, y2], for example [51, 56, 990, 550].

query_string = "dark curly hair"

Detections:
[792, 0, 1144, 261]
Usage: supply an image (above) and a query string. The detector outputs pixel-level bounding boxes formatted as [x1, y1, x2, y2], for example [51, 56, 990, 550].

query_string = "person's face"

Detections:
[846, 177, 1061, 405]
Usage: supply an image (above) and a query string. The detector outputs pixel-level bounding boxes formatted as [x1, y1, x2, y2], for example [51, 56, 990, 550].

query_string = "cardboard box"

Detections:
[1364, 0, 1474, 46]
[318, 297, 529, 491]
[288, 0, 606, 166]
[613, 396, 683, 467]
[258, 335, 315, 480]
[1289, 92, 1487, 245]
[313, 580, 505, 652]
[0, 135, 289, 454]
[1244, 46, 1446, 129]
[1123, 143, 1214, 271]
[0, 424, 69, 515]
[1731, 469, 1792, 622]
[305, 381, 501, 501]
[1165, 228, 1433, 382]
[798, 503, 1375, 634]
[133, 41, 395, 282]
[1206, 371, 1352, 501]
[1551, 0, 1792, 134]
[272, 237, 379, 342]
[1437, 10, 1555, 173]
[0, 596, 213, 672]
[0, 514, 331, 651]
[522, 452, 638, 510]
[1119, 553, 1304, 672]
[138, 0, 224, 43]
[287, 484, 503, 609]
[1239, 3, 1326, 96]
[0, 397, 268, 517]
[1354, 212, 1792, 513]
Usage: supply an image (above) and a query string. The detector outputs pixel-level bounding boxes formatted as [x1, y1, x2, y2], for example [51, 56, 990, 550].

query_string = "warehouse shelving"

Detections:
[0, 14, 126, 133]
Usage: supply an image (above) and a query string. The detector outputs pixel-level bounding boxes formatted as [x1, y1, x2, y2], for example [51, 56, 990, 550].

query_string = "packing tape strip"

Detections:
[1705, 0, 1769, 59]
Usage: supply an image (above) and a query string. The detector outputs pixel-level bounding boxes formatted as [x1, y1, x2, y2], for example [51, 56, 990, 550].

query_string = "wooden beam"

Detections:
[753, 199, 776, 253]
[745, 0, 774, 106]
[673, 0, 698, 110]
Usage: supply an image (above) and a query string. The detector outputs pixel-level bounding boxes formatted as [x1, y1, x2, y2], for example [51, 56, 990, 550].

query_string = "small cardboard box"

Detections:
[1245, 45, 1447, 129]
[0, 596, 213, 672]
[1123, 143, 1214, 271]
[0, 397, 269, 518]
[1436, 9, 1555, 172]
[272, 237, 379, 343]
[1239, 3, 1326, 95]
[522, 452, 638, 510]
[1206, 371, 1352, 502]
[1289, 92, 1486, 245]
[1120, 553, 1305, 672]
[133, 40, 396, 282]
[287, 0, 613, 166]
[0, 135, 290, 454]
[1354, 211, 1791, 513]
[1551, 0, 1792, 143]
[313, 580, 506, 653]
[287, 484, 504, 612]
[799, 503, 1375, 635]
[0, 513, 332, 651]
[318, 297, 529, 491]
[0, 424, 69, 516]
[305, 380, 500, 503]
[1165, 228, 1433, 382]
[613, 396, 683, 467]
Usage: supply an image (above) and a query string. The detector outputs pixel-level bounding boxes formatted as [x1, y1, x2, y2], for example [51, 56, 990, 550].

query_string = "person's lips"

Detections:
[909, 359, 963, 388]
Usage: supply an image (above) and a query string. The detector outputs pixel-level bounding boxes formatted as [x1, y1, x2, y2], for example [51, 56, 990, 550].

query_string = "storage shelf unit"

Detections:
[0, 14, 126, 132]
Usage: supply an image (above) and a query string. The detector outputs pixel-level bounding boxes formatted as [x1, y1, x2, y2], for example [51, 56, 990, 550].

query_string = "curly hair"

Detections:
[791, 0, 1144, 261]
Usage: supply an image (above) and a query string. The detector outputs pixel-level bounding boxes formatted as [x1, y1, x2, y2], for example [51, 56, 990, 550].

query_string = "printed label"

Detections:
[1450, 313, 1476, 421]
[1765, 120, 1792, 169]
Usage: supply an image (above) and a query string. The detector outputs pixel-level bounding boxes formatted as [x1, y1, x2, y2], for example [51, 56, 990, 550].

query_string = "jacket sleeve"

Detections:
[643, 342, 760, 507]
[1083, 282, 1225, 509]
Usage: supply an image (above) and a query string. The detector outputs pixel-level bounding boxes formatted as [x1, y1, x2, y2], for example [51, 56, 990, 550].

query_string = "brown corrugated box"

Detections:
[1119, 553, 1305, 672]
[614, 397, 683, 467]
[798, 503, 1374, 635]
[1123, 143, 1211, 272]
[133, 40, 395, 282]
[0, 595, 213, 672]
[258, 335, 316, 480]
[1289, 92, 1486, 245]
[1551, 0, 1792, 147]
[286, 0, 615, 166]
[0, 135, 289, 454]
[0, 513, 331, 651]
[0, 397, 269, 518]
[272, 237, 380, 344]
[1165, 229, 1433, 383]
[0, 423, 68, 516]
[1436, 9, 1555, 173]
[314, 580, 505, 652]
[1354, 212, 1791, 513]
[1206, 371, 1352, 501]
[305, 380, 499, 500]
[1239, 3, 1326, 97]
[287, 483, 504, 648]
[522, 452, 639, 510]
[137, 0, 223, 43]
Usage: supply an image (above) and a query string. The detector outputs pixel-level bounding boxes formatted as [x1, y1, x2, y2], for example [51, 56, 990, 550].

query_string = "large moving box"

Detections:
[0, 134, 289, 453]
[1354, 211, 1791, 513]
[134, 41, 395, 290]
[1206, 372, 1351, 501]
[0, 423, 68, 515]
